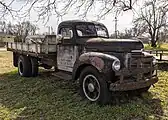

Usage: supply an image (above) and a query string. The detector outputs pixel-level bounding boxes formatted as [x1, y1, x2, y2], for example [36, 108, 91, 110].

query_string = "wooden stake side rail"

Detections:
[7, 42, 57, 55]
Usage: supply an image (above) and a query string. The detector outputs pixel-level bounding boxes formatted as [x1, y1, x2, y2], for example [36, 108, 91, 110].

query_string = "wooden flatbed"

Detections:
[7, 35, 58, 67]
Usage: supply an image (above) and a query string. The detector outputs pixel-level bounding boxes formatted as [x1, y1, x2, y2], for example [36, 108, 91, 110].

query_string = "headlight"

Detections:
[153, 57, 157, 65]
[112, 60, 121, 71]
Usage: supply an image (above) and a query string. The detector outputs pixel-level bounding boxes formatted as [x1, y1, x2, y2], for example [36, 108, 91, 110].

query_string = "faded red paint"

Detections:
[90, 57, 104, 70]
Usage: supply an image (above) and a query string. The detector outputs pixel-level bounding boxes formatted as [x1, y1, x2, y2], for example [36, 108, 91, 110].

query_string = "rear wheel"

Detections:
[18, 55, 32, 77]
[13, 52, 18, 67]
[31, 57, 38, 77]
[79, 66, 111, 105]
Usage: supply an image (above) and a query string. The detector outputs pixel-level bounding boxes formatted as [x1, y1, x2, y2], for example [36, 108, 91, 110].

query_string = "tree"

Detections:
[21, 21, 39, 40]
[133, 0, 168, 47]
[3, 21, 38, 41]
[0, 0, 137, 21]
[132, 22, 148, 37]
[0, 21, 6, 32]
[116, 28, 133, 39]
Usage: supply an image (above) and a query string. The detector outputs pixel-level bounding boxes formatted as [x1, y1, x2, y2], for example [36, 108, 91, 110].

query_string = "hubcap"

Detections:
[88, 83, 95, 92]
[83, 74, 100, 102]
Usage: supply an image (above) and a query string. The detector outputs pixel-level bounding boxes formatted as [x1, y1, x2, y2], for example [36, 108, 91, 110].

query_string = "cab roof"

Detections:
[58, 20, 105, 27]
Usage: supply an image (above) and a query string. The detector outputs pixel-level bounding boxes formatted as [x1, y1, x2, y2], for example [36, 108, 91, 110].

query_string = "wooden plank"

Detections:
[145, 50, 168, 61]
[6, 42, 57, 54]
[156, 56, 168, 61]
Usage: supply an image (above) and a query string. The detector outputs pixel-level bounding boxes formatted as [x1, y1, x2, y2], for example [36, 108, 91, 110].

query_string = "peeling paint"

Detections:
[57, 45, 78, 72]
[90, 57, 104, 70]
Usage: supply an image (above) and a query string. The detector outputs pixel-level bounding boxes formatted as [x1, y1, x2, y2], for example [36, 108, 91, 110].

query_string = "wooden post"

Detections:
[156, 50, 158, 56]
[150, 50, 152, 54]
[160, 53, 162, 61]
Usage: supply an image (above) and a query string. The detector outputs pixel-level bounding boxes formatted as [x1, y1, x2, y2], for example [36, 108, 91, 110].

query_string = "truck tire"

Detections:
[43, 65, 52, 69]
[13, 52, 18, 67]
[31, 57, 38, 77]
[79, 66, 111, 105]
[18, 55, 32, 77]
[137, 86, 151, 93]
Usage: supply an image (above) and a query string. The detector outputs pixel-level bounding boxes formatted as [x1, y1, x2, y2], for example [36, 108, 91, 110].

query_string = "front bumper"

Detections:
[109, 76, 158, 91]
[109, 51, 159, 91]
[109, 65, 158, 91]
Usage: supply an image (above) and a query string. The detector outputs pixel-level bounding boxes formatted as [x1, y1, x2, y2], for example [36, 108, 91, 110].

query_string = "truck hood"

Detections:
[84, 38, 144, 52]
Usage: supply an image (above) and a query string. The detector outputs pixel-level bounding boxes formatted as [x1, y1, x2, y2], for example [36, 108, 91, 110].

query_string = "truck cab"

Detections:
[7, 20, 158, 104]
[56, 20, 109, 72]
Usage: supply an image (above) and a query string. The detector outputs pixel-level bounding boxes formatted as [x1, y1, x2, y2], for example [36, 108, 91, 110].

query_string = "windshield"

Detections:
[76, 24, 108, 38]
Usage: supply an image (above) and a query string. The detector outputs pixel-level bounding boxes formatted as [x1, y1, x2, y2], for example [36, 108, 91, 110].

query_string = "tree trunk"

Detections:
[151, 36, 157, 47]
[150, 29, 157, 47]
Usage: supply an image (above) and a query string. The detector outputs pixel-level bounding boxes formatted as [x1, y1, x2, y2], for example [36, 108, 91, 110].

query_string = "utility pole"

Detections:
[47, 26, 51, 35]
[114, 15, 118, 38]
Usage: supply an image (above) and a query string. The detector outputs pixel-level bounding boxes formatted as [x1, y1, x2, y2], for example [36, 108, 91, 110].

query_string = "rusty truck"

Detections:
[7, 20, 158, 104]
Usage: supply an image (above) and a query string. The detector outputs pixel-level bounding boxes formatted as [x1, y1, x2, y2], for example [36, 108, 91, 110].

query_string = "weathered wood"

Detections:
[7, 42, 57, 54]
[145, 50, 168, 61]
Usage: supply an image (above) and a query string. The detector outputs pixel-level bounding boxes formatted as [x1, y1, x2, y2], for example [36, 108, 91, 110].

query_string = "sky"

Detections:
[31, 10, 134, 34]
[44, 10, 134, 35]
[3, 0, 142, 35]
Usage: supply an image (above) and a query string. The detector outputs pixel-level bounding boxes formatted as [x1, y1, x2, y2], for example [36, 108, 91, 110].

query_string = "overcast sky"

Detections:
[32, 10, 134, 34]
[46, 10, 134, 34]
[4, 0, 143, 34]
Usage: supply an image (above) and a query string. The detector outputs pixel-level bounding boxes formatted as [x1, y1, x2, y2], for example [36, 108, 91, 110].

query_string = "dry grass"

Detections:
[0, 51, 168, 120]
[0, 51, 16, 73]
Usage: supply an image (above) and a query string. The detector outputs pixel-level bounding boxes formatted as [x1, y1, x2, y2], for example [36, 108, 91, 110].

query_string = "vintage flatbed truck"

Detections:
[7, 20, 158, 104]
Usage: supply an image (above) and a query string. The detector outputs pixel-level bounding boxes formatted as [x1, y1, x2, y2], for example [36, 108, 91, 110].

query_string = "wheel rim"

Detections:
[18, 60, 23, 75]
[83, 74, 100, 102]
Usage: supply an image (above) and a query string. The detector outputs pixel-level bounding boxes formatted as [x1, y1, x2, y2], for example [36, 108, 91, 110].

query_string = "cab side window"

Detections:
[60, 27, 73, 39]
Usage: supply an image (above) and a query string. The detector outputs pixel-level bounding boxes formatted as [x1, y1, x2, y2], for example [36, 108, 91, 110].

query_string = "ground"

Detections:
[0, 51, 168, 120]
[144, 43, 168, 51]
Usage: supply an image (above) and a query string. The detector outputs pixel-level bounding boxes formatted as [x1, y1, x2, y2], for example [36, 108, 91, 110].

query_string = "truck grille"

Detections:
[124, 52, 154, 81]
[127, 52, 153, 72]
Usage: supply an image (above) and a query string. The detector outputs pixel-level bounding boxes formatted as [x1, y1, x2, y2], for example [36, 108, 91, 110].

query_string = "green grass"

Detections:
[0, 52, 168, 120]
[144, 43, 168, 51]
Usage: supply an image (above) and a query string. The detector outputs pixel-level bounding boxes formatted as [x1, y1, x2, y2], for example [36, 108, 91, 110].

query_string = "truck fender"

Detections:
[72, 52, 119, 80]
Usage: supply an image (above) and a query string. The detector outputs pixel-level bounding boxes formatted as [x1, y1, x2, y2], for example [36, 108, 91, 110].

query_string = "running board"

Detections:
[52, 71, 72, 80]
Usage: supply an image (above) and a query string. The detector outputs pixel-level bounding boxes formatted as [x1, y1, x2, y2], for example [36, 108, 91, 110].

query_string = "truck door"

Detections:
[57, 27, 78, 72]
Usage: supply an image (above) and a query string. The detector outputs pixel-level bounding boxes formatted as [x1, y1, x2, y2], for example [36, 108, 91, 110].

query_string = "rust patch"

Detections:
[90, 57, 104, 70]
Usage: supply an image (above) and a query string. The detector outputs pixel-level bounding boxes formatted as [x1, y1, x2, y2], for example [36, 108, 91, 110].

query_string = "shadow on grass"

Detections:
[0, 70, 164, 120]
[158, 62, 168, 71]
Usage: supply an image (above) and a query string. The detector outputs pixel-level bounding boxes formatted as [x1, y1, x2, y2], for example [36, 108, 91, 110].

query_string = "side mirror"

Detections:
[57, 34, 63, 43]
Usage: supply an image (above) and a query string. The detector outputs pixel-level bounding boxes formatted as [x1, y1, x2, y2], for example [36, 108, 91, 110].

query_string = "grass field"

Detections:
[0, 51, 168, 120]
[144, 43, 168, 51]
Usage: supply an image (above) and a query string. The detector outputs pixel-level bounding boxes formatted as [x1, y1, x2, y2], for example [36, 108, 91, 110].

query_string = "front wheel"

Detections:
[137, 86, 151, 93]
[79, 66, 111, 105]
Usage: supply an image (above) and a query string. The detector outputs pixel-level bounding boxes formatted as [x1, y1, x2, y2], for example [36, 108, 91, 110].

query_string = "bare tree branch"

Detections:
[0, 0, 137, 22]
[133, 0, 168, 47]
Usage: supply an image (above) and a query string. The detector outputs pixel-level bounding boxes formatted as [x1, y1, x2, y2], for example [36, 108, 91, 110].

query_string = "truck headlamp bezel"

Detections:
[112, 60, 121, 71]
